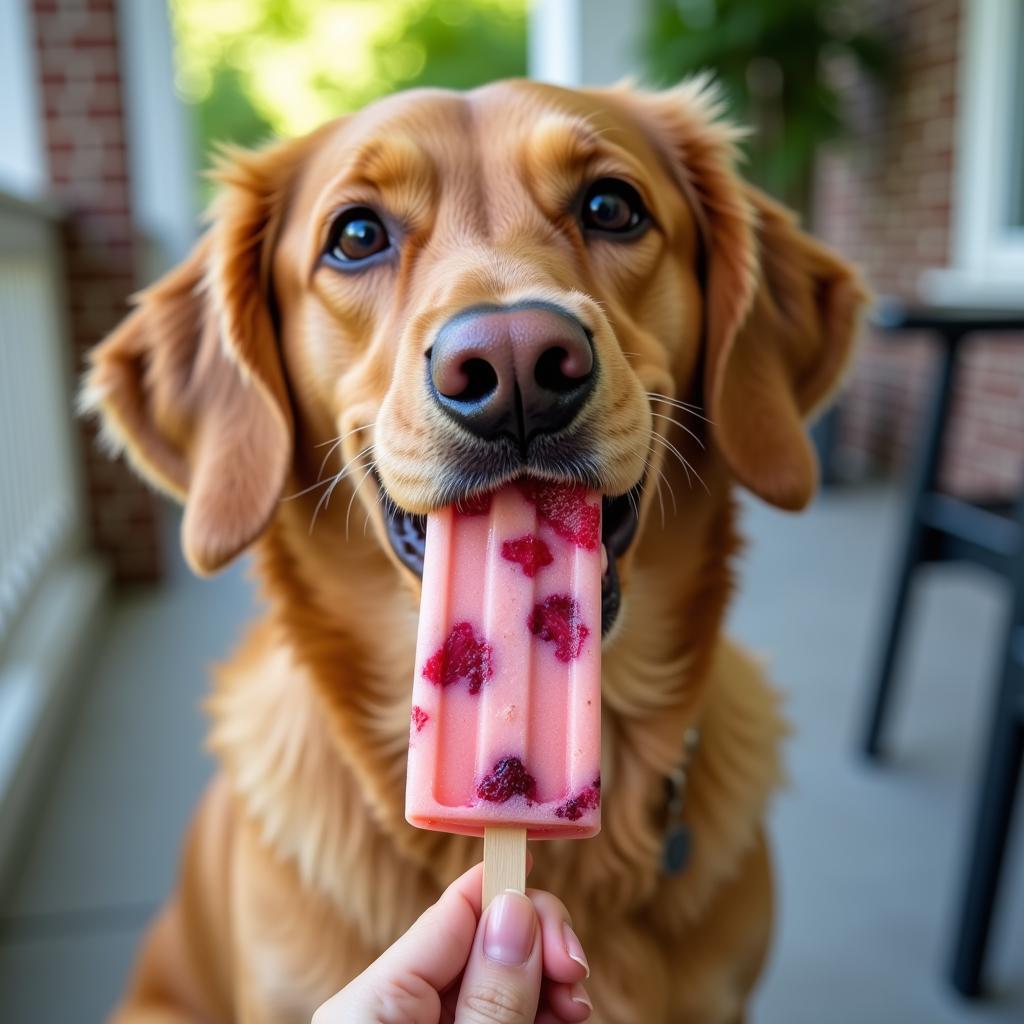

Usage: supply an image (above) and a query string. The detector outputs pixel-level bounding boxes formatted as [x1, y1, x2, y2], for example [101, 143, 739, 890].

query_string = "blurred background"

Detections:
[0, 1, 1022, 1021]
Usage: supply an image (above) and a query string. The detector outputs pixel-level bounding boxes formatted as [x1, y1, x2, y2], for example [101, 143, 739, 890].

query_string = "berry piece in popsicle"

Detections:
[422, 622, 494, 694]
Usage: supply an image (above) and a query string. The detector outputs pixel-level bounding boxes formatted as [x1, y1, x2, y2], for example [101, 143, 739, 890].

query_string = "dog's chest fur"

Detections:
[207, 580, 785, 1023]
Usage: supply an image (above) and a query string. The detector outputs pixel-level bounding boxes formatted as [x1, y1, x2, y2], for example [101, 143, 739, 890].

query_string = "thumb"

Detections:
[455, 890, 542, 1024]
[313, 864, 483, 1023]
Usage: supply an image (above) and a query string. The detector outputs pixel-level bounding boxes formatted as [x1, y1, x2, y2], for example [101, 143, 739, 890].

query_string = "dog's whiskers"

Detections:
[651, 431, 709, 495]
[649, 441, 679, 517]
[345, 460, 377, 542]
[652, 430, 691, 489]
[646, 390, 703, 412]
[642, 445, 676, 526]
[364, 471, 398, 538]
[308, 442, 376, 536]
[284, 423, 377, 502]
[646, 392, 713, 425]
[646, 393, 710, 494]
[625, 483, 640, 523]
[650, 411, 706, 451]
[639, 449, 667, 528]
[655, 443, 677, 508]
[315, 421, 376, 482]
[285, 471, 350, 502]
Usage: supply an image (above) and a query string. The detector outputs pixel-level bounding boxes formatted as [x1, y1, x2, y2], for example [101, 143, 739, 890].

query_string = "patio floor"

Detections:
[0, 484, 1021, 1023]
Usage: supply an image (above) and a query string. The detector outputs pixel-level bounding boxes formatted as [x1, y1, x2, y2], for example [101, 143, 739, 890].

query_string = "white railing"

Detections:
[0, 191, 109, 895]
[0, 192, 85, 651]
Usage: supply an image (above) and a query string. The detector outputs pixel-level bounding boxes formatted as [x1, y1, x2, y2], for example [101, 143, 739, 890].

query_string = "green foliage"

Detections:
[644, 0, 890, 208]
[170, 0, 526, 155]
[371, 0, 528, 96]
[195, 64, 275, 154]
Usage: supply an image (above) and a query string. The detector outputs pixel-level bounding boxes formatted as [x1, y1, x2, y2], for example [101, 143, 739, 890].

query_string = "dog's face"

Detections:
[272, 81, 710, 632]
[84, 79, 864, 635]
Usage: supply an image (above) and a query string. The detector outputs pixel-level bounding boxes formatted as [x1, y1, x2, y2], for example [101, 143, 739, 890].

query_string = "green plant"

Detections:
[171, 0, 526, 153]
[644, 0, 889, 211]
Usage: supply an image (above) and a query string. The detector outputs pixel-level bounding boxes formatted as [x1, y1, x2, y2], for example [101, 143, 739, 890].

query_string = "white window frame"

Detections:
[922, 0, 1024, 305]
[528, 0, 649, 86]
[0, 0, 46, 199]
[117, 0, 198, 279]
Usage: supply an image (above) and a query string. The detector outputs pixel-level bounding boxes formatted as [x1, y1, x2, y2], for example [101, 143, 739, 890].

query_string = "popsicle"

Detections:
[406, 478, 602, 895]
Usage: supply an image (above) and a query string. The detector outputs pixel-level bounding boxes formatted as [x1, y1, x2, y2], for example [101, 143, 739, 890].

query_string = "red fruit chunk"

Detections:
[519, 480, 600, 550]
[422, 622, 494, 694]
[457, 491, 493, 516]
[477, 756, 537, 803]
[501, 534, 554, 578]
[528, 594, 590, 662]
[411, 705, 429, 732]
[554, 784, 601, 821]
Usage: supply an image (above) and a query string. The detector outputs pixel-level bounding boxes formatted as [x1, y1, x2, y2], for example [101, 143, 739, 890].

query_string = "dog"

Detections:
[83, 77, 865, 1023]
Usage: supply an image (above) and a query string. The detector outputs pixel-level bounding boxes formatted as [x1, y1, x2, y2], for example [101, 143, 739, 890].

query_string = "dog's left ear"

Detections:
[625, 80, 868, 510]
[706, 185, 868, 509]
[82, 138, 308, 574]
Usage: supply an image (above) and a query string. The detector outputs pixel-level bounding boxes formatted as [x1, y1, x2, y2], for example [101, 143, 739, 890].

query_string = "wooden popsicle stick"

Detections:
[482, 826, 527, 906]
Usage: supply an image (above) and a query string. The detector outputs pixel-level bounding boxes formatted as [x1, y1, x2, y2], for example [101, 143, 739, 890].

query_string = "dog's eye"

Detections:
[580, 179, 649, 237]
[325, 208, 390, 265]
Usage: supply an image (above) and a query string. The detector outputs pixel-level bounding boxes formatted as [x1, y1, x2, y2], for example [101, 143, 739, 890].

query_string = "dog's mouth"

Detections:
[380, 475, 644, 636]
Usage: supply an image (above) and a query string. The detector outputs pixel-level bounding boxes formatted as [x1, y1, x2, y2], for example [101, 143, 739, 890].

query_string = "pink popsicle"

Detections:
[406, 479, 602, 839]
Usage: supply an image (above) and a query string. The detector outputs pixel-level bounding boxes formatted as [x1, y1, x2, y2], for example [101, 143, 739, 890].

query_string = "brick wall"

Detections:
[31, 0, 163, 582]
[817, 0, 1024, 498]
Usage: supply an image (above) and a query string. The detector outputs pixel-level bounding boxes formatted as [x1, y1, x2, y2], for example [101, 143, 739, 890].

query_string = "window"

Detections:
[924, 0, 1024, 303]
[1010, 0, 1024, 229]
[0, 0, 46, 197]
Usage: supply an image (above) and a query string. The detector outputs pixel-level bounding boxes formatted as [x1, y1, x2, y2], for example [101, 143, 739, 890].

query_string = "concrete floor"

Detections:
[0, 485, 1021, 1023]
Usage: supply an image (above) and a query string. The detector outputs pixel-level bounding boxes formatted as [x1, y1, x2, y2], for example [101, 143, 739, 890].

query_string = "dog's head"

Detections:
[83, 79, 864, 634]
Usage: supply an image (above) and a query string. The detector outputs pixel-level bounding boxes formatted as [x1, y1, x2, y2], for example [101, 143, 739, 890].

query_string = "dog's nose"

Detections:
[429, 304, 595, 444]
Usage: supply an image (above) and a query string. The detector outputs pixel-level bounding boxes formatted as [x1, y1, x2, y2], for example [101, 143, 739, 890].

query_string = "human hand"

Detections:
[312, 862, 592, 1023]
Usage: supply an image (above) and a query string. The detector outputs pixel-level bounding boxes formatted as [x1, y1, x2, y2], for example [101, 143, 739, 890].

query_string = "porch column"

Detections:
[528, 0, 651, 87]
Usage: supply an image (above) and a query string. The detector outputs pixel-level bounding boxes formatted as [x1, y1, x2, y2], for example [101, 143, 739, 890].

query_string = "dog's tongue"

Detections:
[404, 479, 603, 838]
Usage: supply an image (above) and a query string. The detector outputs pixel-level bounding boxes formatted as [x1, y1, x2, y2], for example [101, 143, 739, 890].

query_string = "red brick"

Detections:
[32, 0, 162, 583]
[818, 2, 1023, 500]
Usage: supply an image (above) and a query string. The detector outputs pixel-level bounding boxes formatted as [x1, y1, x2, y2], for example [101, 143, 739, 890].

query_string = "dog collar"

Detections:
[662, 725, 700, 875]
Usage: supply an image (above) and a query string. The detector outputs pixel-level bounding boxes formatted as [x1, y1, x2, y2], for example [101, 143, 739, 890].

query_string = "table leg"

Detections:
[860, 331, 963, 758]
[950, 494, 1024, 996]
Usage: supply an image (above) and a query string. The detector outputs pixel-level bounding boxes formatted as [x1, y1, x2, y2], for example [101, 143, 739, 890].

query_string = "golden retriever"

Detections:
[83, 77, 865, 1023]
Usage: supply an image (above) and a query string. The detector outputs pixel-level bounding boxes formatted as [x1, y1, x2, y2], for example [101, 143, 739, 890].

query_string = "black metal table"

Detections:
[857, 299, 1024, 998]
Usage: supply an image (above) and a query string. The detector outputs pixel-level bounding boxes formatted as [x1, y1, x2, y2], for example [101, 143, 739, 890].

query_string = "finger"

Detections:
[537, 1000, 591, 1024]
[537, 977, 592, 1024]
[443, 852, 533, 921]
[527, 889, 590, 984]
[378, 862, 485, 990]
[536, 1004, 591, 1024]
[544, 979, 593, 1021]
[536, 987, 592, 1024]
[315, 864, 485, 1023]
[455, 890, 543, 1023]
[441, 861, 488, 919]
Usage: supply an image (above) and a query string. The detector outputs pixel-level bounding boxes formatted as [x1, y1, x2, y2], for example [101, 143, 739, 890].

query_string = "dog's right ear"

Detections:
[83, 139, 307, 575]
[618, 78, 866, 510]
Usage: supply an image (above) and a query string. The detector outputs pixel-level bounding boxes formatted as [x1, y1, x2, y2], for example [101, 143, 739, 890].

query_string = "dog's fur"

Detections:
[84, 79, 866, 1023]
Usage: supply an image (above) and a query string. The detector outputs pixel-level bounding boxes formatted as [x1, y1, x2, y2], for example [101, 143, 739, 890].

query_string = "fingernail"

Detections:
[562, 921, 590, 978]
[571, 981, 593, 1012]
[483, 891, 537, 965]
